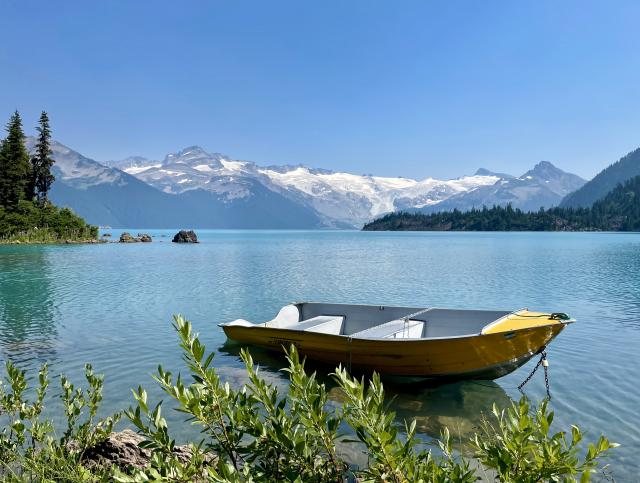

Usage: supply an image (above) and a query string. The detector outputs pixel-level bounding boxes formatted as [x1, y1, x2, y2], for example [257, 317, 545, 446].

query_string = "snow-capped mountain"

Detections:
[26, 139, 324, 229]
[420, 161, 586, 214]
[261, 166, 501, 225]
[105, 146, 257, 201]
[108, 145, 501, 227]
[31, 139, 586, 228]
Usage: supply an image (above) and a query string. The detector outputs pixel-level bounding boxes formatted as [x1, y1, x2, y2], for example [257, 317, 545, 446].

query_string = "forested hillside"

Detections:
[561, 147, 640, 208]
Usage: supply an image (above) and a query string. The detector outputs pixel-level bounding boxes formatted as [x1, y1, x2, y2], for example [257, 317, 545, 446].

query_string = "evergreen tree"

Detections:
[31, 111, 55, 205]
[0, 111, 31, 207]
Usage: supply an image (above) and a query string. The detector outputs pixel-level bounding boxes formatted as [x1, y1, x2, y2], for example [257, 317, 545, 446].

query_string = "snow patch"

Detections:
[193, 164, 216, 173]
[221, 159, 248, 172]
[259, 166, 499, 218]
[125, 164, 161, 175]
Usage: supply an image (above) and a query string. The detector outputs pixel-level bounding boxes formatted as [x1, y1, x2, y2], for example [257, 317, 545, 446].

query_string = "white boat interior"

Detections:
[226, 302, 513, 340]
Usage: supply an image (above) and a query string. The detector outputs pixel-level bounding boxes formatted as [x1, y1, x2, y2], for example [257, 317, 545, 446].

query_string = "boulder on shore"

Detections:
[79, 429, 216, 470]
[172, 230, 198, 243]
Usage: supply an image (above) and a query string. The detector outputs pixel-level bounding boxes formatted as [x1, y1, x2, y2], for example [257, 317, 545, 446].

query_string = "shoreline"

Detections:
[0, 238, 105, 245]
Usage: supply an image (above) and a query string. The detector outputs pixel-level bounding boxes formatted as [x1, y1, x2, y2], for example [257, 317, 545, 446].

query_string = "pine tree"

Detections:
[0, 111, 31, 208]
[31, 111, 55, 205]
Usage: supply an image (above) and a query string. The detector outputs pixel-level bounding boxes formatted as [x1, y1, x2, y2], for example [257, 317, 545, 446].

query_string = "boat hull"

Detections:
[221, 323, 567, 380]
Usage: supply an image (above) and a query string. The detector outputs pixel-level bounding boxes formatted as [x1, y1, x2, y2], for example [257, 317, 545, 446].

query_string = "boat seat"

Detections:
[350, 319, 424, 339]
[281, 315, 345, 335]
[265, 304, 300, 328]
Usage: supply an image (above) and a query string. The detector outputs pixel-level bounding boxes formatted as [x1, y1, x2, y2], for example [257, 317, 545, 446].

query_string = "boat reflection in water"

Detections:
[218, 341, 512, 443]
[370, 379, 512, 440]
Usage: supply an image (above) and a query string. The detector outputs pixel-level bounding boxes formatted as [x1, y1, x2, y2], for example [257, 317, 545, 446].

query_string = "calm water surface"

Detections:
[1, 231, 639, 479]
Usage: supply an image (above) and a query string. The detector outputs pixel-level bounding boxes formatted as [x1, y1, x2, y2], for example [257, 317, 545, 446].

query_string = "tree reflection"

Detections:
[0, 246, 57, 364]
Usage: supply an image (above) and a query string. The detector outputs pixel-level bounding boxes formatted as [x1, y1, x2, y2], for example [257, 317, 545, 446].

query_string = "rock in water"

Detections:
[172, 230, 198, 243]
[138, 233, 152, 242]
[119, 232, 136, 243]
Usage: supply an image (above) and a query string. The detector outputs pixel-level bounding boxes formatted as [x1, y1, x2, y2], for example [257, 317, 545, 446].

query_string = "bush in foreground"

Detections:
[0, 316, 618, 482]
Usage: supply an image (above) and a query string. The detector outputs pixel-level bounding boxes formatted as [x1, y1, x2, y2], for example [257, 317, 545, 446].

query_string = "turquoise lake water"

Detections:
[1, 230, 639, 479]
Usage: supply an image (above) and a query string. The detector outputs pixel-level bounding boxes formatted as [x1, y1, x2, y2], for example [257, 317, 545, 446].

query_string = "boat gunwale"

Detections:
[221, 318, 574, 343]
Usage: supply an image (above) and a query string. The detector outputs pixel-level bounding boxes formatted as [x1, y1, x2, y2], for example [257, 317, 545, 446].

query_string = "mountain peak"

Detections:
[530, 160, 559, 173]
[516, 161, 585, 197]
[163, 145, 225, 168]
[169, 145, 209, 158]
[524, 161, 573, 180]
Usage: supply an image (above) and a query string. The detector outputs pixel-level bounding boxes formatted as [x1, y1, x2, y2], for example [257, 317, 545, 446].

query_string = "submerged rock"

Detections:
[172, 230, 198, 243]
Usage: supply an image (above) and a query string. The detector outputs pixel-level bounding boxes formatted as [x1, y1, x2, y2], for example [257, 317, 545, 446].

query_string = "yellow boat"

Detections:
[220, 303, 574, 380]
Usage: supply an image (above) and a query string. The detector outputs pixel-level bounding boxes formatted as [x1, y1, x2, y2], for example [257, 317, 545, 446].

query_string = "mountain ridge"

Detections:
[105, 144, 506, 226]
[419, 161, 585, 214]
[26, 138, 326, 229]
[25, 138, 586, 228]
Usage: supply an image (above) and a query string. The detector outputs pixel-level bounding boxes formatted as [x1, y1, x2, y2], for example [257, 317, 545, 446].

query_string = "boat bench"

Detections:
[350, 319, 424, 339]
[285, 315, 345, 335]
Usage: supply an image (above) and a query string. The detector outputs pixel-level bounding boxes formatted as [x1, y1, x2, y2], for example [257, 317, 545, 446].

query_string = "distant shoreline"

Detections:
[0, 237, 104, 245]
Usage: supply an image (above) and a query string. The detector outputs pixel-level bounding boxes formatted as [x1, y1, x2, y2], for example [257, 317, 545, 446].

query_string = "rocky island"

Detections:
[172, 230, 198, 243]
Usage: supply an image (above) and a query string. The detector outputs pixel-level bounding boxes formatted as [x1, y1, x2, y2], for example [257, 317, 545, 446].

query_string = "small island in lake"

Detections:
[0, 111, 97, 244]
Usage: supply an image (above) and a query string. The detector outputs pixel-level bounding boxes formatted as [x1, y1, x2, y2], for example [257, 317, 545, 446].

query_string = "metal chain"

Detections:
[518, 349, 551, 400]
[543, 354, 551, 399]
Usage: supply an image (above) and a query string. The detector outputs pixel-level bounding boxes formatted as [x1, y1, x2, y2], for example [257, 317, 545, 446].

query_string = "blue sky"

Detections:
[1, 1, 639, 179]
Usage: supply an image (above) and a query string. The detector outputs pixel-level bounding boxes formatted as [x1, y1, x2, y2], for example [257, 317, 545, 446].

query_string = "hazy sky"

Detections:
[1, 1, 639, 180]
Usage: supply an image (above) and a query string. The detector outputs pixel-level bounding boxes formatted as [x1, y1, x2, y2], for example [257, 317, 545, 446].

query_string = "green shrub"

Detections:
[0, 315, 619, 482]
[473, 398, 617, 482]
[0, 200, 97, 243]
[0, 362, 119, 481]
